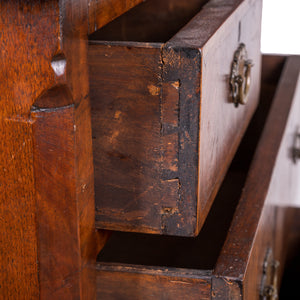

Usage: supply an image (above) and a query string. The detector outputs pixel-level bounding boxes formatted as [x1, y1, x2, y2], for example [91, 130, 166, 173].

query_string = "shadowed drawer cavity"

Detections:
[88, 0, 263, 236]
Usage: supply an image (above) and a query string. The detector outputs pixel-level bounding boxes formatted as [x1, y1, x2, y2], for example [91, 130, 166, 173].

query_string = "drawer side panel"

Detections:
[90, 44, 182, 234]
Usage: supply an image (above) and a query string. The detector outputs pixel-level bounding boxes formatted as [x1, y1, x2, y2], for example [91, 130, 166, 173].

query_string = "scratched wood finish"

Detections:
[97, 264, 212, 300]
[88, 0, 144, 34]
[31, 90, 81, 298]
[95, 56, 300, 299]
[210, 55, 287, 299]
[0, 1, 109, 299]
[214, 56, 300, 299]
[0, 2, 59, 298]
[89, 0, 262, 236]
[258, 56, 300, 297]
[259, 56, 300, 290]
[89, 0, 208, 42]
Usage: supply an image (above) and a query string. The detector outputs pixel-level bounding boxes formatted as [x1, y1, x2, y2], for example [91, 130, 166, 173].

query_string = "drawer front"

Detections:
[197, 0, 262, 230]
[245, 56, 300, 300]
[89, 0, 262, 236]
[266, 63, 300, 208]
[213, 56, 300, 299]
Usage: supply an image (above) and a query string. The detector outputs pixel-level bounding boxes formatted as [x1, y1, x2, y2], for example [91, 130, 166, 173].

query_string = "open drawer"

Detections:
[95, 56, 300, 299]
[88, 0, 262, 236]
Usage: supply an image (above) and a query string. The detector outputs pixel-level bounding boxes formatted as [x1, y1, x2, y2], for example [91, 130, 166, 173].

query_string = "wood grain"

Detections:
[196, 0, 262, 233]
[214, 56, 300, 298]
[89, 0, 262, 236]
[31, 91, 80, 299]
[88, 0, 144, 34]
[95, 56, 300, 299]
[97, 264, 211, 300]
[89, 0, 208, 42]
[0, 1, 109, 298]
[0, 2, 59, 298]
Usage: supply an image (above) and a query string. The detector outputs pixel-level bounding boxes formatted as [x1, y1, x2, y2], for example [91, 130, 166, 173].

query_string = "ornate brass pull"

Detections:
[230, 43, 253, 107]
[260, 248, 280, 300]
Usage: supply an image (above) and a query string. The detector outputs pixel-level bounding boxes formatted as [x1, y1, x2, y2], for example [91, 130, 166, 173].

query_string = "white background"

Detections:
[261, 0, 300, 54]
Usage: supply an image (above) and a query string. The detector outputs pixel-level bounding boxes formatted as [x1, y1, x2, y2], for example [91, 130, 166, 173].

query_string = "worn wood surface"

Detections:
[0, 2, 59, 298]
[95, 56, 300, 299]
[89, 0, 262, 236]
[0, 1, 109, 298]
[95, 164, 249, 298]
[89, 0, 208, 42]
[197, 0, 262, 233]
[88, 0, 144, 34]
[265, 57, 300, 208]
[214, 56, 300, 299]
[97, 264, 212, 300]
[31, 91, 82, 299]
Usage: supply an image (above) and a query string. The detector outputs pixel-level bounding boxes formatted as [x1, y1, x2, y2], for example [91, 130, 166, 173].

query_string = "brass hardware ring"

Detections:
[260, 248, 280, 300]
[230, 43, 253, 107]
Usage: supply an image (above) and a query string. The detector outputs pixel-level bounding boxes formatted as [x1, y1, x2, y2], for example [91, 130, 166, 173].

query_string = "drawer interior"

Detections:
[97, 56, 286, 270]
[89, 0, 263, 236]
[98, 169, 245, 270]
[89, 0, 208, 43]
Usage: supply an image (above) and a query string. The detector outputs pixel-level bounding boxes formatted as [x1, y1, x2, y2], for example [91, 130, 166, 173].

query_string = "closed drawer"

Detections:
[89, 0, 262, 236]
[95, 56, 300, 299]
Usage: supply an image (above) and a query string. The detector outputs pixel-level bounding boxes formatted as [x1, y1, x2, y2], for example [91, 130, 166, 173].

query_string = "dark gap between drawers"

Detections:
[88, 0, 208, 43]
[97, 56, 285, 270]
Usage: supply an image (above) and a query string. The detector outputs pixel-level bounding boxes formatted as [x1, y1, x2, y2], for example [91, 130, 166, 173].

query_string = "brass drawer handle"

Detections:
[260, 248, 280, 300]
[230, 43, 253, 107]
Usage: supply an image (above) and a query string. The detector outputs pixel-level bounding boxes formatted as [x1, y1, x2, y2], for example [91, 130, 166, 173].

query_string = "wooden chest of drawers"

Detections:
[1, 1, 299, 299]
[95, 55, 300, 300]
[89, 0, 262, 236]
